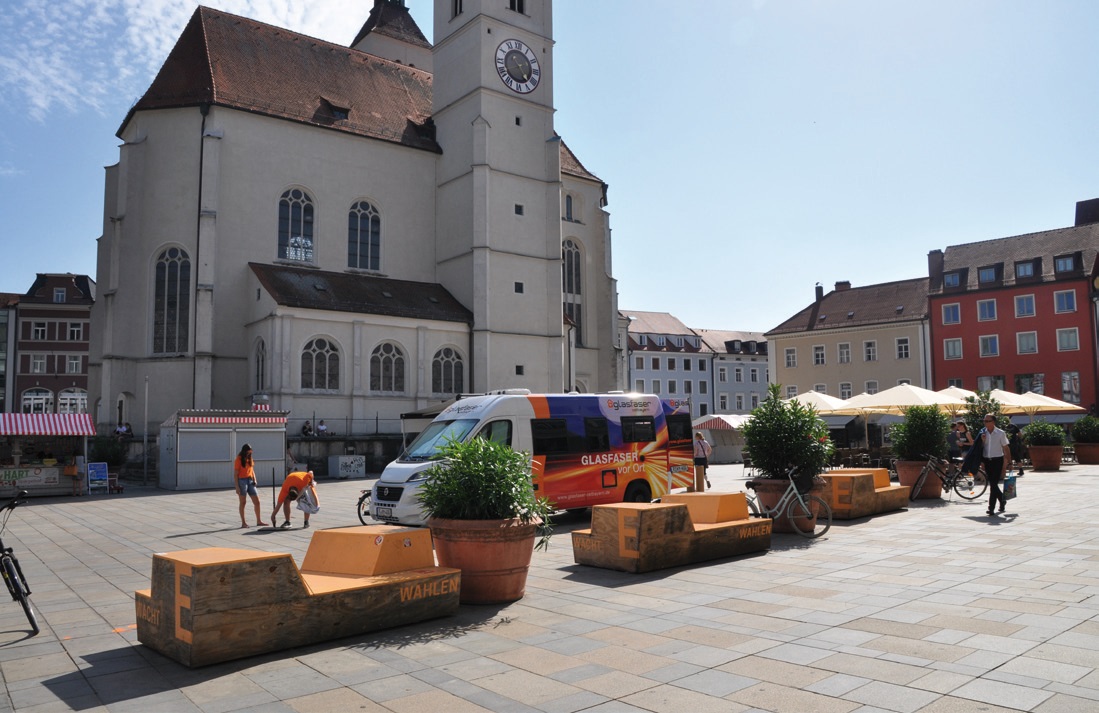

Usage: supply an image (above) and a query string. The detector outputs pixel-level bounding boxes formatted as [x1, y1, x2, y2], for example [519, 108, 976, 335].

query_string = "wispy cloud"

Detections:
[0, 0, 369, 121]
[0, 163, 23, 177]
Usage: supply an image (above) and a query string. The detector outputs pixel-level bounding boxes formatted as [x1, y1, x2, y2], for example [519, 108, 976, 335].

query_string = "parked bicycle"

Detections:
[910, 454, 987, 502]
[357, 488, 372, 525]
[0, 491, 39, 636]
[745, 466, 832, 538]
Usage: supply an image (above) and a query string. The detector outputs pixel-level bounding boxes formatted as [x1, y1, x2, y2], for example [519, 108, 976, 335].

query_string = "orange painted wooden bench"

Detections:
[135, 525, 460, 667]
[820, 468, 909, 520]
[571, 492, 771, 574]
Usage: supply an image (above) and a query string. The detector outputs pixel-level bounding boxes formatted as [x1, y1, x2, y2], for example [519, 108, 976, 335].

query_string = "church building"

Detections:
[89, 0, 621, 433]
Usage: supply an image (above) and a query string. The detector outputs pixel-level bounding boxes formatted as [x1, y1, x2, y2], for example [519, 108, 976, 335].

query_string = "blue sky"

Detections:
[1, 0, 1096, 333]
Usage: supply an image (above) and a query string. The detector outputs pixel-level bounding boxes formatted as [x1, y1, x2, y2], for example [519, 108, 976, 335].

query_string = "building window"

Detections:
[736, 393, 746, 409]
[369, 342, 405, 393]
[864, 341, 877, 362]
[1016, 332, 1037, 355]
[634, 356, 644, 370]
[979, 335, 999, 357]
[947, 378, 963, 387]
[68, 323, 82, 341]
[1055, 255, 1075, 273]
[813, 384, 826, 393]
[866, 380, 879, 394]
[813, 345, 825, 366]
[698, 359, 705, 371]
[838, 343, 850, 364]
[32, 322, 46, 340]
[944, 338, 962, 360]
[978, 375, 1005, 391]
[783, 386, 796, 399]
[254, 340, 266, 392]
[896, 337, 910, 360]
[734, 367, 743, 383]
[699, 382, 707, 395]
[635, 380, 644, 392]
[67, 355, 81, 374]
[302, 338, 340, 390]
[1057, 328, 1079, 352]
[347, 200, 381, 271]
[1014, 295, 1035, 318]
[684, 381, 692, 394]
[942, 303, 960, 325]
[719, 394, 728, 410]
[943, 272, 960, 288]
[652, 379, 661, 393]
[683, 358, 692, 371]
[57, 388, 86, 414]
[750, 368, 759, 383]
[1054, 290, 1076, 313]
[668, 380, 677, 394]
[784, 348, 796, 368]
[278, 189, 315, 262]
[432, 347, 464, 394]
[750, 393, 760, 408]
[1015, 261, 1035, 279]
[564, 194, 573, 221]
[718, 367, 727, 383]
[508, 0, 525, 13]
[29, 354, 46, 374]
[667, 358, 676, 370]
[978, 266, 997, 283]
[21, 388, 53, 413]
[1062, 371, 1081, 403]
[977, 299, 997, 321]
[153, 247, 191, 354]
[52, 288, 66, 303]
[840, 382, 852, 399]
[452, 0, 463, 17]
[651, 357, 659, 370]
[562, 239, 583, 346]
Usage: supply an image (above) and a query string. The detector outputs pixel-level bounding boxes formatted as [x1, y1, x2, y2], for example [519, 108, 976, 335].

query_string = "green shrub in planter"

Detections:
[742, 384, 834, 482]
[418, 436, 554, 550]
[890, 405, 950, 461]
[1023, 420, 1065, 447]
[1071, 415, 1099, 444]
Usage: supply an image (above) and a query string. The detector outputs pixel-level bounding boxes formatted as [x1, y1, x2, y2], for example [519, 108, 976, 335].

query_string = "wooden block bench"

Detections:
[820, 468, 909, 520]
[571, 492, 771, 574]
[135, 525, 460, 666]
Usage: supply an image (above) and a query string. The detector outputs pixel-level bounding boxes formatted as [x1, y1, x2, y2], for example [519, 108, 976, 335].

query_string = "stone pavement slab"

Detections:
[0, 463, 1096, 712]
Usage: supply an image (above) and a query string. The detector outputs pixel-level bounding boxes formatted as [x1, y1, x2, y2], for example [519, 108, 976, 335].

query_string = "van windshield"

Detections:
[401, 419, 479, 461]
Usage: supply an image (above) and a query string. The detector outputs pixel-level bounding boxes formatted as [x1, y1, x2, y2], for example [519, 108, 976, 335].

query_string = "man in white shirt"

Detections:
[978, 414, 1012, 516]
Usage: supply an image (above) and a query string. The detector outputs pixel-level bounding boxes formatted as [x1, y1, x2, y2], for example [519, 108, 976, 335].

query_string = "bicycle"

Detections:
[745, 467, 832, 538]
[0, 491, 39, 636]
[356, 488, 371, 525]
[910, 454, 988, 502]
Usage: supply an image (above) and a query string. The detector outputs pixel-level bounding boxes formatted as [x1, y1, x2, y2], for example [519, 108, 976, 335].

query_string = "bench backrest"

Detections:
[301, 526, 435, 577]
[661, 492, 749, 524]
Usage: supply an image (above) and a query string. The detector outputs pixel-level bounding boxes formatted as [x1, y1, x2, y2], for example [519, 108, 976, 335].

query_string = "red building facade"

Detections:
[928, 206, 1098, 410]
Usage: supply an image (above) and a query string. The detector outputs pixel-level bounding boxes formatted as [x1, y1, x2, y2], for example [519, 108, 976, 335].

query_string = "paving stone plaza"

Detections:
[1, 463, 1097, 712]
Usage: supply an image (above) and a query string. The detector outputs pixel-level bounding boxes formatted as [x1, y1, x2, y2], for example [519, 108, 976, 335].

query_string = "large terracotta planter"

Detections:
[1028, 445, 1063, 471]
[428, 517, 537, 604]
[895, 460, 942, 499]
[747, 477, 829, 533]
[1074, 443, 1099, 465]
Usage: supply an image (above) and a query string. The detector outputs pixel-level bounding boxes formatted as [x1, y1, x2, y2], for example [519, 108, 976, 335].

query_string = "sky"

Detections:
[1, 0, 1097, 334]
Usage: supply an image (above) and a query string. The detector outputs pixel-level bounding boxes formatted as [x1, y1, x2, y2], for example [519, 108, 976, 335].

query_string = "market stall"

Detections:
[159, 410, 289, 490]
[0, 413, 96, 497]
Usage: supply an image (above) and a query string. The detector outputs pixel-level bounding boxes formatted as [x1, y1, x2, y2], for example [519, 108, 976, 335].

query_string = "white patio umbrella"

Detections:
[838, 383, 968, 416]
[784, 390, 851, 413]
[936, 386, 977, 417]
[988, 390, 1086, 418]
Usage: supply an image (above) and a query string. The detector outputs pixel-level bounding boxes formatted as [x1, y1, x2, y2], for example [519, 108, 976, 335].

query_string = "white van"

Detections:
[370, 390, 694, 526]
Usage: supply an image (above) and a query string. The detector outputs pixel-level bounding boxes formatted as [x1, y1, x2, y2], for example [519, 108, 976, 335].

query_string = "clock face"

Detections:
[495, 39, 540, 94]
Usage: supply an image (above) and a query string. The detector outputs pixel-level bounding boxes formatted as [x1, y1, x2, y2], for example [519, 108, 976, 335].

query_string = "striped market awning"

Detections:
[177, 410, 288, 426]
[0, 413, 96, 436]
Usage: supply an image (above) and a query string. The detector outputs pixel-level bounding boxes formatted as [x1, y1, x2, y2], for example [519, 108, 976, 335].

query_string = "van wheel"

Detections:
[623, 481, 651, 503]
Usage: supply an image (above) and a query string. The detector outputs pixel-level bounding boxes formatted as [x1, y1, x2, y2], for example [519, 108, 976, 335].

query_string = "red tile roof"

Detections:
[351, 0, 431, 50]
[121, 6, 440, 152]
[560, 139, 601, 182]
[767, 278, 929, 335]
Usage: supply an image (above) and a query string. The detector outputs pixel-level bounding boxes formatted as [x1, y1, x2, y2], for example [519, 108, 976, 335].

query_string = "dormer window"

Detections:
[1055, 254, 1076, 273]
[322, 97, 350, 121]
[673, 336, 683, 348]
[943, 272, 961, 288]
[978, 265, 998, 284]
[637, 335, 647, 346]
[53, 288, 66, 303]
[1015, 261, 1035, 279]
[655, 336, 666, 347]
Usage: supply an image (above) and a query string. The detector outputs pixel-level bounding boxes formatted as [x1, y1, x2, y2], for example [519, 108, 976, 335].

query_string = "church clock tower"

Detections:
[432, 0, 564, 392]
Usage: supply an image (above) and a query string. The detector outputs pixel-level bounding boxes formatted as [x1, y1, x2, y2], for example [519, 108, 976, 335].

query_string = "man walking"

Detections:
[977, 414, 1012, 516]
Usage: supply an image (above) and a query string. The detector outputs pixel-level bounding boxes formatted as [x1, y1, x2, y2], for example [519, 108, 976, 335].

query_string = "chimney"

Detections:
[928, 249, 944, 291]
[815, 283, 824, 301]
[834, 280, 851, 291]
[1075, 198, 1099, 226]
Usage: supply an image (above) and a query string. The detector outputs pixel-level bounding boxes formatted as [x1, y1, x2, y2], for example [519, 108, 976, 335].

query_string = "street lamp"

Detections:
[143, 375, 149, 485]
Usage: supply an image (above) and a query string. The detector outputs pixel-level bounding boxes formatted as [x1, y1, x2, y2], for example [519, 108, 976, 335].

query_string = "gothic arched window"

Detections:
[432, 347, 464, 395]
[279, 188, 314, 262]
[348, 200, 381, 270]
[563, 239, 583, 346]
[370, 342, 406, 393]
[301, 338, 339, 390]
[153, 247, 191, 354]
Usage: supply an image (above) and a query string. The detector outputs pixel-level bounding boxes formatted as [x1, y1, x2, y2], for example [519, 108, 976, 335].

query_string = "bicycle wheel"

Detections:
[2, 557, 38, 636]
[952, 471, 988, 501]
[910, 464, 931, 501]
[357, 491, 372, 525]
[787, 495, 831, 538]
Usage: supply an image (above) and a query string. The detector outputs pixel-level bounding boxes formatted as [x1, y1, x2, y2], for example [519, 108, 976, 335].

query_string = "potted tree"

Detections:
[1072, 415, 1099, 465]
[418, 436, 553, 604]
[742, 384, 834, 533]
[889, 405, 951, 499]
[1023, 420, 1065, 471]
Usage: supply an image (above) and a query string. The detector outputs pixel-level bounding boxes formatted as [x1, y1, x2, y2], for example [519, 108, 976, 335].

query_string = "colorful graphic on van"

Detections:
[526, 395, 693, 506]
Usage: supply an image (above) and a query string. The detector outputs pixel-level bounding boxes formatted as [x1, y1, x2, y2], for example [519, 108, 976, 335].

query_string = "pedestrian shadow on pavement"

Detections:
[966, 513, 1020, 524]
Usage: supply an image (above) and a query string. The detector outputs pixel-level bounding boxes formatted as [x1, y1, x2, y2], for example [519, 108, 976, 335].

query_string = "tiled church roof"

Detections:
[121, 6, 440, 152]
[249, 263, 472, 323]
[560, 139, 601, 182]
[350, 0, 431, 49]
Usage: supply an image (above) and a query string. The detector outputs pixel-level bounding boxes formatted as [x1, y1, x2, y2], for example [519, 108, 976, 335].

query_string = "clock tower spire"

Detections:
[432, 0, 564, 392]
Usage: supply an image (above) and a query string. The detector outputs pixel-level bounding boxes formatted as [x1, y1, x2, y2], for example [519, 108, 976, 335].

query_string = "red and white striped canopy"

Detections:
[0, 413, 96, 436]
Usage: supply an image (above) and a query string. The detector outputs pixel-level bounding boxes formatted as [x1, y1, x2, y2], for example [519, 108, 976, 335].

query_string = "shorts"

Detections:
[693, 457, 708, 466]
[237, 478, 257, 497]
